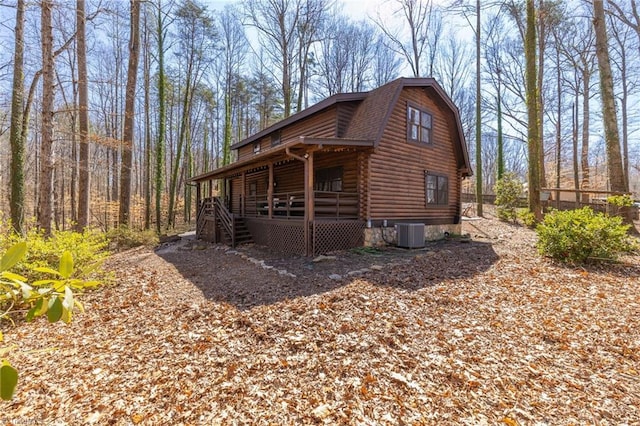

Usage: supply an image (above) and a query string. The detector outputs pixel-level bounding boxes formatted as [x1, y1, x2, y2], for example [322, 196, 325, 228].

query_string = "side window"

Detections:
[271, 131, 281, 147]
[425, 172, 448, 205]
[315, 166, 343, 192]
[407, 104, 432, 144]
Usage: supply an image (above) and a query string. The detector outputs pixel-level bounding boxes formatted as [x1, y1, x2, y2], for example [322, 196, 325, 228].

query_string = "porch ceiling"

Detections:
[190, 137, 374, 182]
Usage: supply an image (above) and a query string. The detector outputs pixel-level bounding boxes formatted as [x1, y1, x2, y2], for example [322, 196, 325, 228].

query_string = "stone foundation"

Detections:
[364, 223, 462, 248]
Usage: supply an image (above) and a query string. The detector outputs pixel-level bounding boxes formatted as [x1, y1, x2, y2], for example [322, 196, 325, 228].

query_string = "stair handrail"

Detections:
[196, 197, 214, 237]
[214, 197, 235, 246]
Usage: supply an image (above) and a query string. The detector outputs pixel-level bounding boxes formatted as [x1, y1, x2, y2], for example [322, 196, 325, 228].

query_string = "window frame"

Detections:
[407, 102, 433, 145]
[315, 166, 344, 192]
[424, 171, 448, 206]
[271, 131, 281, 147]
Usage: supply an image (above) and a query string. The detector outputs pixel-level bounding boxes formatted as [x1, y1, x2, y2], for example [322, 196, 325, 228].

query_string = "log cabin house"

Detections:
[191, 77, 472, 255]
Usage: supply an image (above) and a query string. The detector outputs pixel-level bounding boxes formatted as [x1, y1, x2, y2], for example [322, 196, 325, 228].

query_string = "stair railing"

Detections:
[214, 197, 235, 247]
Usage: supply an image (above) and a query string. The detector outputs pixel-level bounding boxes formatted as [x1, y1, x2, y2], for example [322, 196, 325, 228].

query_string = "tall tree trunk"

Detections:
[555, 42, 561, 194]
[77, 0, 90, 230]
[475, 0, 483, 216]
[155, 2, 166, 234]
[496, 74, 504, 181]
[593, 1, 626, 192]
[536, 0, 546, 189]
[39, 0, 55, 236]
[70, 78, 78, 225]
[119, 0, 141, 225]
[581, 72, 590, 192]
[223, 91, 232, 166]
[143, 8, 152, 230]
[573, 101, 580, 203]
[167, 59, 193, 229]
[9, 0, 25, 234]
[525, 0, 542, 219]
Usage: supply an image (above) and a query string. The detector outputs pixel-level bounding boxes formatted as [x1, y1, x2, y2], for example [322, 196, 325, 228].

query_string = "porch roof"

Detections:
[189, 136, 374, 183]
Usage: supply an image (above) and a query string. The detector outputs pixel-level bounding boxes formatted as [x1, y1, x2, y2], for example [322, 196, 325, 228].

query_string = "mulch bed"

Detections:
[2, 214, 639, 425]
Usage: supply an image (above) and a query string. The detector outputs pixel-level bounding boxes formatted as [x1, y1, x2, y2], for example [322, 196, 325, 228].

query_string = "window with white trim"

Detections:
[407, 104, 432, 144]
[425, 172, 448, 205]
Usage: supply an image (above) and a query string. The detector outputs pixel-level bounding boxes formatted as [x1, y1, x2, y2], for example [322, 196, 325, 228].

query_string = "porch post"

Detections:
[305, 152, 314, 256]
[241, 171, 246, 216]
[268, 162, 274, 219]
[196, 182, 201, 210]
[308, 152, 315, 221]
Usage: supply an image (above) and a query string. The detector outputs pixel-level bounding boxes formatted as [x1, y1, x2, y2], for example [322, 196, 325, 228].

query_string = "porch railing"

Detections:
[196, 197, 215, 237]
[243, 191, 358, 219]
[214, 196, 235, 247]
[314, 191, 358, 219]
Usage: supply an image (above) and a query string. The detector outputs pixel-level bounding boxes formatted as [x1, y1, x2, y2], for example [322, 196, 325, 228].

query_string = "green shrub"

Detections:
[0, 219, 109, 284]
[517, 209, 536, 228]
[1, 242, 99, 400]
[494, 173, 524, 223]
[607, 194, 633, 207]
[0, 227, 109, 283]
[106, 226, 159, 251]
[536, 207, 636, 263]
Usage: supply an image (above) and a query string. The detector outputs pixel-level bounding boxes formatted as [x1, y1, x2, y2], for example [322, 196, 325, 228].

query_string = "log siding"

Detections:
[368, 87, 461, 221]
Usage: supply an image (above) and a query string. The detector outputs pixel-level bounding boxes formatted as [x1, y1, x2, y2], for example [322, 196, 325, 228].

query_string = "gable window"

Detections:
[407, 104, 432, 144]
[253, 142, 261, 154]
[425, 172, 448, 205]
[315, 166, 343, 192]
[271, 131, 281, 147]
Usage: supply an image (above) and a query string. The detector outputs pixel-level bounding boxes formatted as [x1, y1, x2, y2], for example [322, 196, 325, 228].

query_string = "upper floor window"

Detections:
[271, 131, 281, 147]
[425, 172, 448, 205]
[315, 166, 343, 192]
[407, 104, 432, 144]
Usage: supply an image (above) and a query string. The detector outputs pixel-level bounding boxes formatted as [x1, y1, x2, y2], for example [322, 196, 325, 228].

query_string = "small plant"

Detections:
[0, 243, 100, 400]
[517, 209, 536, 228]
[494, 173, 524, 223]
[0, 226, 109, 283]
[351, 246, 382, 255]
[607, 194, 634, 218]
[607, 194, 633, 207]
[107, 226, 159, 251]
[536, 207, 636, 263]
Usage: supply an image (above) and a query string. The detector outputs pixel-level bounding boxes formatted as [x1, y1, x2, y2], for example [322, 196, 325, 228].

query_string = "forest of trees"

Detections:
[0, 0, 638, 233]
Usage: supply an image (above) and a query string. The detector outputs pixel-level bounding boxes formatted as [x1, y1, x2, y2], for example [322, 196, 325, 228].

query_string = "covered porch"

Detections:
[191, 137, 372, 255]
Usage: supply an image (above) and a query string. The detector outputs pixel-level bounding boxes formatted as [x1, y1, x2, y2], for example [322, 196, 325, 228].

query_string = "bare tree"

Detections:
[219, 5, 247, 165]
[118, 0, 141, 225]
[374, 0, 441, 77]
[39, 0, 55, 235]
[525, 0, 542, 219]
[593, 0, 627, 192]
[77, 0, 90, 230]
[316, 17, 378, 96]
[244, 0, 301, 117]
[9, 0, 25, 234]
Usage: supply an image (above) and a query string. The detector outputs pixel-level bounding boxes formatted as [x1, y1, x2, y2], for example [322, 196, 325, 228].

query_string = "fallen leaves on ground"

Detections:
[1, 213, 639, 425]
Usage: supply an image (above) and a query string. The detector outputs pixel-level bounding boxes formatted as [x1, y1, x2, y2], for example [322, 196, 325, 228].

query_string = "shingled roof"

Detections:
[344, 77, 471, 175]
[204, 77, 471, 179]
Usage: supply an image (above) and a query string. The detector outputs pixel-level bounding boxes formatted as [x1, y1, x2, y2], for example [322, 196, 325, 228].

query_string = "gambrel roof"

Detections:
[192, 77, 471, 183]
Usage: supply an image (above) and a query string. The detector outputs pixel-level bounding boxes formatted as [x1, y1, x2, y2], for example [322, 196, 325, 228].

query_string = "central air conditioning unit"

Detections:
[396, 223, 425, 248]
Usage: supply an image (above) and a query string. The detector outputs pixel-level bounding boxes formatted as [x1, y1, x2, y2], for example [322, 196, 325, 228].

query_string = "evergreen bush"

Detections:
[494, 173, 523, 223]
[536, 207, 636, 263]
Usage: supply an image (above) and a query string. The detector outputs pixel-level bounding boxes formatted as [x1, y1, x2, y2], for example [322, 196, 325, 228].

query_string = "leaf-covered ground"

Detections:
[2, 213, 639, 425]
